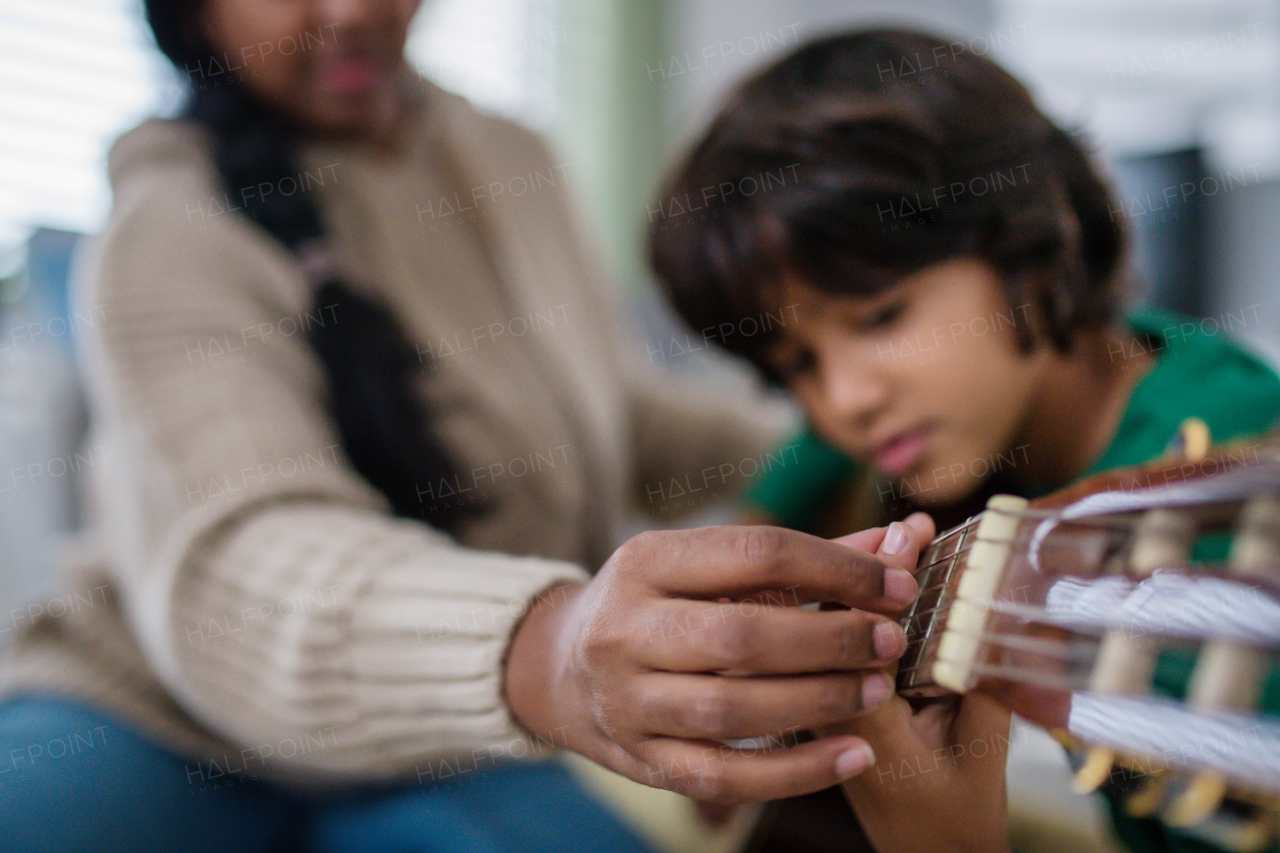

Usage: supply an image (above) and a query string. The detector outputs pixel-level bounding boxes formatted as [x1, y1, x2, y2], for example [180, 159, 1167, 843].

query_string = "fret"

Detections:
[905, 519, 977, 609]
[896, 509, 1135, 695]
[900, 601, 955, 624]
[897, 515, 980, 689]
[915, 535, 961, 653]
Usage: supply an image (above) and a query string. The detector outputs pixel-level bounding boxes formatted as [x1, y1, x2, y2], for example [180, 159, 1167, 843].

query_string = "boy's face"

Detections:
[764, 257, 1051, 506]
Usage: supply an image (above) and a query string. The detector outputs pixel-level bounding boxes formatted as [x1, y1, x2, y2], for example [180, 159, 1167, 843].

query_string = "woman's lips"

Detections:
[320, 58, 380, 92]
[872, 426, 932, 476]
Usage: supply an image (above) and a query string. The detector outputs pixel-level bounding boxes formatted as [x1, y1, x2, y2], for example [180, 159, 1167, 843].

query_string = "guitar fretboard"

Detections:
[896, 515, 981, 694]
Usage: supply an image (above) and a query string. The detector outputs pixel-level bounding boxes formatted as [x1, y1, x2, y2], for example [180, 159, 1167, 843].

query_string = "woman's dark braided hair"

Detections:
[143, 1, 486, 536]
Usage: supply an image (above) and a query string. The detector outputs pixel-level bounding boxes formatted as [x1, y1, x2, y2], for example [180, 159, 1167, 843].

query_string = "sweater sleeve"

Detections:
[622, 367, 794, 519]
[78, 159, 588, 783]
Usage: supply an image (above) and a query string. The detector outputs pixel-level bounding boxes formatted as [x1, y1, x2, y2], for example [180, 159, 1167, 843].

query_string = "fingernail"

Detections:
[873, 621, 905, 659]
[884, 568, 918, 607]
[881, 522, 909, 555]
[861, 672, 892, 709]
[835, 743, 876, 778]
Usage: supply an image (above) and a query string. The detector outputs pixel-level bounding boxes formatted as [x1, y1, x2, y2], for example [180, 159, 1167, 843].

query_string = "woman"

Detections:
[0, 3, 930, 852]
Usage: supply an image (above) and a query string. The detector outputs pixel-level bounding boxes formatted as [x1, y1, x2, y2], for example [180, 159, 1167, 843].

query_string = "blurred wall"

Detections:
[992, 0, 1280, 364]
[660, 0, 995, 142]
[0, 229, 88, 611]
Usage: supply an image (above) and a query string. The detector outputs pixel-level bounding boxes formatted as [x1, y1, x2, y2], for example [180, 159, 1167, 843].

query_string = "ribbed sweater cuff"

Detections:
[168, 501, 589, 783]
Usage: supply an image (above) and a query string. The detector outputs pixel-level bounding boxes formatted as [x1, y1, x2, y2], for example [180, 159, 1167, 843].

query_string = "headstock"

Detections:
[897, 425, 1280, 851]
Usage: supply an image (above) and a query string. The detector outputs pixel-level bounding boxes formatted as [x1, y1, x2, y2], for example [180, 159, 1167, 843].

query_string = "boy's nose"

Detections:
[818, 357, 889, 425]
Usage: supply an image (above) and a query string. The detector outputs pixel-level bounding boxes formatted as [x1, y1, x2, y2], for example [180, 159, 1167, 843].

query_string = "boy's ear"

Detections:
[1004, 268, 1061, 354]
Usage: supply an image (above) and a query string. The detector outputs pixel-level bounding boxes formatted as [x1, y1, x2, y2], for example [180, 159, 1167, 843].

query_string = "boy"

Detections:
[649, 28, 1280, 853]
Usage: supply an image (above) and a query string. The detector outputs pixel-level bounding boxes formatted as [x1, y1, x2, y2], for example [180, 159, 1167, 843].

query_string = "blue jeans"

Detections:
[0, 698, 654, 853]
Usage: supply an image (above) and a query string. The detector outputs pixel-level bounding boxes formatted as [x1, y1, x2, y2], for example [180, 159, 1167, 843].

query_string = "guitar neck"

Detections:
[896, 514, 982, 697]
[875, 434, 1280, 848]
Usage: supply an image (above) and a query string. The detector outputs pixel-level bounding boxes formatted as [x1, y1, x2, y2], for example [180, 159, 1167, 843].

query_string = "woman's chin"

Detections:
[301, 106, 380, 136]
[283, 90, 398, 139]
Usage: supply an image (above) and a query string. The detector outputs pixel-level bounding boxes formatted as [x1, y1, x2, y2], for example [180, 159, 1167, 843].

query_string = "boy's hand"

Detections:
[825, 513, 1013, 853]
[504, 523, 929, 804]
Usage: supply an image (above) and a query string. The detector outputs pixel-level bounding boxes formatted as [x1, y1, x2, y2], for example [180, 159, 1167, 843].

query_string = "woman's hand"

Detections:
[504, 523, 931, 804]
[824, 513, 1013, 853]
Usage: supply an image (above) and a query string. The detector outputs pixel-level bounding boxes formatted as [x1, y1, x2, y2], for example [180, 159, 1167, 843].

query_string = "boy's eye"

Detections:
[860, 301, 906, 330]
[766, 347, 817, 383]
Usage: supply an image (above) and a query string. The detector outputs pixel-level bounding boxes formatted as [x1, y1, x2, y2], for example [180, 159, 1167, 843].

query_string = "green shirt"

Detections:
[744, 309, 1280, 853]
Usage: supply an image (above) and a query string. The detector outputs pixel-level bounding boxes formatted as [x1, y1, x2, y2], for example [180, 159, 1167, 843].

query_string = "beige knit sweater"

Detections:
[0, 79, 785, 790]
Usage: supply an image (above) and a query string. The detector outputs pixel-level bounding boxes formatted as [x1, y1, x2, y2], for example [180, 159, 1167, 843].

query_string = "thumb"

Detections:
[831, 525, 889, 554]
[830, 514, 934, 565]
[874, 517, 934, 574]
[831, 516, 933, 610]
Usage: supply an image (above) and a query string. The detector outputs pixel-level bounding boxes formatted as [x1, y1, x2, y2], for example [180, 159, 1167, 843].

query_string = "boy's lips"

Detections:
[872, 426, 932, 476]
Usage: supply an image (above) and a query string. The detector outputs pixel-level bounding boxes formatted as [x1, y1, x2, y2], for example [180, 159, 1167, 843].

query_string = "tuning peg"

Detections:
[1072, 746, 1118, 795]
[1123, 770, 1169, 817]
[1168, 795, 1278, 853]
[1073, 749, 1168, 808]
[1165, 772, 1228, 826]
[1047, 727, 1078, 751]
[1235, 805, 1280, 853]
[1073, 508, 1196, 798]
[1169, 496, 1280, 827]
[1225, 816, 1279, 853]
[1163, 417, 1211, 462]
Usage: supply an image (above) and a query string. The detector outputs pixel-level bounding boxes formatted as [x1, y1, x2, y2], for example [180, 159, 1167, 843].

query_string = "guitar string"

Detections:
[905, 530, 1250, 609]
[902, 525, 972, 623]
[907, 516, 1175, 578]
[904, 542, 1153, 683]
[897, 496, 1277, 687]
[916, 520, 1136, 561]
[963, 661, 1083, 691]
[917, 479, 1272, 556]
[921, 508, 1167, 553]
[902, 507, 1260, 682]
[898, 585, 1280, 682]
[900, 600, 957, 623]
[895, 629, 1100, 678]
[899, 577, 1280, 677]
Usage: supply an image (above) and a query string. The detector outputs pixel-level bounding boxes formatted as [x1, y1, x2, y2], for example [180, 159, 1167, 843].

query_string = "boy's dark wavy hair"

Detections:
[143, 0, 486, 536]
[649, 28, 1129, 382]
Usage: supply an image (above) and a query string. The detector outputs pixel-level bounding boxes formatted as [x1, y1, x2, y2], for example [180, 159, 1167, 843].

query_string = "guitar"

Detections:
[894, 424, 1280, 852]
